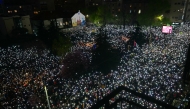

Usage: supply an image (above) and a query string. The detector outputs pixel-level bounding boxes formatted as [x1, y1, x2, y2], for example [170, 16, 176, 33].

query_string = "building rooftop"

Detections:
[31, 11, 75, 20]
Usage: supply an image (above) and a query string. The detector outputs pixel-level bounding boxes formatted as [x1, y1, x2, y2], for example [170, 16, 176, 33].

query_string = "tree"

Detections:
[91, 28, 122, 74]
[0, 30, 3, 39]
[129, 27, 147, 48]
[36, 21, 51, 48]
[82, 6, 97, 24]
[118, 5, 135, 28]
[37, 19, 61, 48]
[52, 35, 72, 57]
[37, 21, 48, 39]
[137, 0, 171, 26]
[60, 51, 90, 78]
[97, 5, 113, 25]
[81, 5, 113, 26]
[153, 17, 172, 26]
[11, 27, 28, 36]
[48, 20, 60, 39]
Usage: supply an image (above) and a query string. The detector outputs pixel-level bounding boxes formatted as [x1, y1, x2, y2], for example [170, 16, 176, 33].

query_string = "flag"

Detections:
[134, 41, 136, 47]
[156, 36, 158, 40]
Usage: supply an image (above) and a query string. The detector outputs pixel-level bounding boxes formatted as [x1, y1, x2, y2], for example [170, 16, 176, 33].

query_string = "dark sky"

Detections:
[0, 0, 2, 4]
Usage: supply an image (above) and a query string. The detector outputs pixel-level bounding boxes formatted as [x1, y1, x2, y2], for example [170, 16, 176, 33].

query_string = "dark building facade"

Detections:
[80, 0, 147, 23]
[122, 0, 148, 14]
[1, 0, 55, 17]
[85, 0, 103, 7]
[1, 0, 36, 17]
[0, 4, 3, 15]
[54, 0, 85, 12]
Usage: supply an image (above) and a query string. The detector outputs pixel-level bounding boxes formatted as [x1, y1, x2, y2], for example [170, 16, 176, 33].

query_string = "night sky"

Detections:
[0, 0, 2, 4]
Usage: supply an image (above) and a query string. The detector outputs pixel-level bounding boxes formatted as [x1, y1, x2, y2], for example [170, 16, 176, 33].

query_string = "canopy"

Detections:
[71, 10, 85, 26]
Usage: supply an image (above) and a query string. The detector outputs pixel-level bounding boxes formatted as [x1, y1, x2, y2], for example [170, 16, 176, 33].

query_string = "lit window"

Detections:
[14, 10, 17, 13]
[138, 9, 141, 14]
[8, 11, 12, 13]
[19, 6, 22, 8]
[34, 11, 38, 14]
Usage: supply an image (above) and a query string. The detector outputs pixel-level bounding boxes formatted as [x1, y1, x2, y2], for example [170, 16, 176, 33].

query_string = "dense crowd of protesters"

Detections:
[0, 24, 190, 109]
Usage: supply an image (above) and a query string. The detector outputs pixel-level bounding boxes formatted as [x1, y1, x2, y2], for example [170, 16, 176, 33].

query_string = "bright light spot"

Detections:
[138, 9, 141, 14]
[156, 15, 164, 21]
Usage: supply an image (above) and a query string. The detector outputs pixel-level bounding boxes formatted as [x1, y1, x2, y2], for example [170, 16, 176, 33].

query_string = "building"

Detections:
[102, 0, 122, 15]
[85, 0, 147, 16]
[0, 15, 32, 38]
[2, 0, 34, 16]
[169, 0, 185, 23]
[0, 0, 91, 17]
[4, 5, 34, 16]
[0, 16, 14, 39]
[101, 0, 148, 25]
[37, 0, 55, 11]
[1, 0, 55, 17]
[168, 0, 190, 23]
[122, 0, 148, 14]
[85, 0, 102, 7]
[31, 11, 74, 35]
[54, 0, 85, 12]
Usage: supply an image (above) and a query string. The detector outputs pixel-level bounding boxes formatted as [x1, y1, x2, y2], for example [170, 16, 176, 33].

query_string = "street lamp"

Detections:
[86, 15, 89, 25]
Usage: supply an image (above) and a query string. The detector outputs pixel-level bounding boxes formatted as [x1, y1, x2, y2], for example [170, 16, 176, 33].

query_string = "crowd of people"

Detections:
[0, 24, 190, 109]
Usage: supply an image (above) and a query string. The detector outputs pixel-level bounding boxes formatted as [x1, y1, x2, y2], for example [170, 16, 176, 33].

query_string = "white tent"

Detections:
[71, 10, 85, 26]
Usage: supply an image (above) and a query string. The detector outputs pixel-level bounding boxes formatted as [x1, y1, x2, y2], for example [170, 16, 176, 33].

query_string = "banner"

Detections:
[162, 26, 172, 34]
